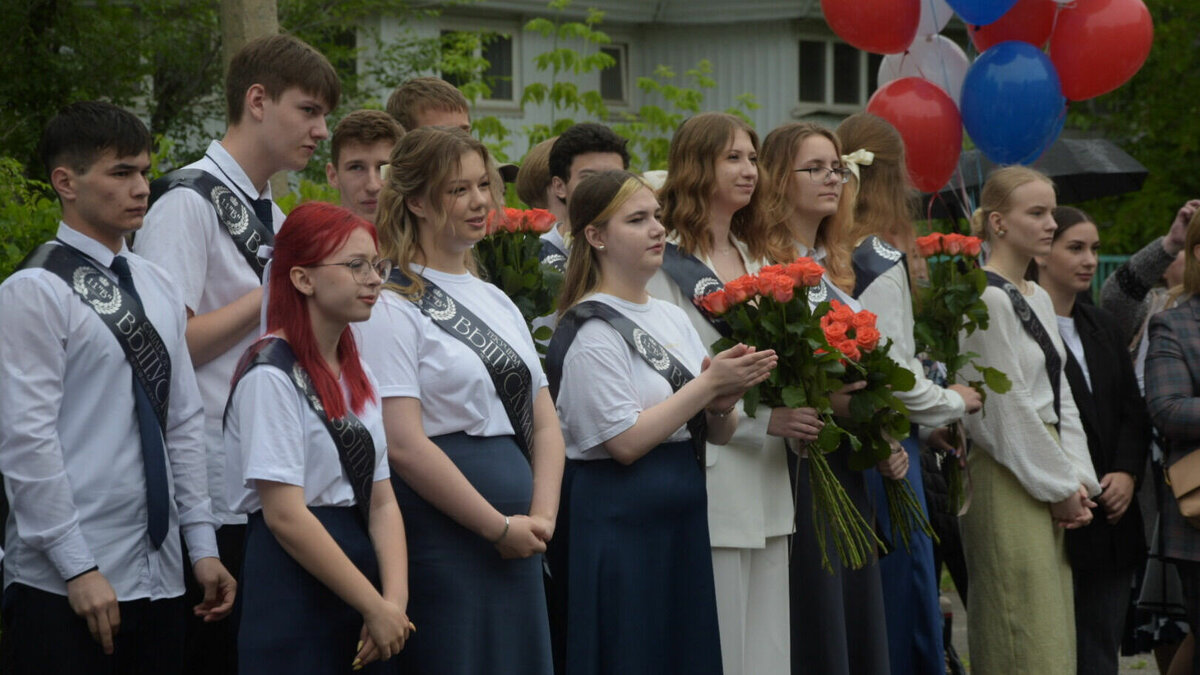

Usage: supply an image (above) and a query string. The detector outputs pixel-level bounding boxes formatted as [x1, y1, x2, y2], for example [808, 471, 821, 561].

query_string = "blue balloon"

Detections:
[961, 41, 1066, 165]
[947, 0, 1018, 26]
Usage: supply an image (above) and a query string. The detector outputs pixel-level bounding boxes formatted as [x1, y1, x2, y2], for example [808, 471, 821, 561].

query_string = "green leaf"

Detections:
[978, 365, 1013, 394]
[781, 385, 808, 409]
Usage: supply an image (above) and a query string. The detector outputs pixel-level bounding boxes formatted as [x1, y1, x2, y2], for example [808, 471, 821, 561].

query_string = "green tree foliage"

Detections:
[1069, 1, 1200, 254]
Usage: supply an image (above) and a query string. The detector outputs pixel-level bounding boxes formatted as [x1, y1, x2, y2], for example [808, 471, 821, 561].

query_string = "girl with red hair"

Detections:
[225, 202, 411, 674]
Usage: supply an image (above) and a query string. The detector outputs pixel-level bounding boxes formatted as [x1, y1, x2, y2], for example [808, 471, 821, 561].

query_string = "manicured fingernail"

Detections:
[352, 657, 362, 669]
[357, 640, 363, 651]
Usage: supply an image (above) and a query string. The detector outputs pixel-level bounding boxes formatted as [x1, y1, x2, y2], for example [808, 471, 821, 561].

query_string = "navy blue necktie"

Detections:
[110, 256, 170, 549]
[251, 199, 273, 231]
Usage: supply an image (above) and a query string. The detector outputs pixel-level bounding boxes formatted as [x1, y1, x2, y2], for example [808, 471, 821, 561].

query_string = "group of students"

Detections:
[2, 28, 1198, 675]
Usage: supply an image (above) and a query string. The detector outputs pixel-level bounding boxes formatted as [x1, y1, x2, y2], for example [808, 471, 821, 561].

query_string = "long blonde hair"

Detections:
[757, 122, 854, 292]
[969, 165, 1055, 242]
[557, 171, 651, 315]
[376, 126, 502, 298]
[659, 113, 776, 261]
[1169, 208, 1200, 306]
[836, 113, 921, 291]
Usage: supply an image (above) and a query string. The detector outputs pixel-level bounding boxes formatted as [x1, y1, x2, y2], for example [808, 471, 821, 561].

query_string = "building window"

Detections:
[798, 39, 883, 108]
[600, 43, 628, 104]
[441, 29, 515, 103]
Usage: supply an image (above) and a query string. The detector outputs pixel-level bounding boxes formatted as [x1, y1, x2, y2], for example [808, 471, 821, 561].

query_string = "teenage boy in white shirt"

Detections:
[133, 33, 340, 674]
[0, 100, 235, 674]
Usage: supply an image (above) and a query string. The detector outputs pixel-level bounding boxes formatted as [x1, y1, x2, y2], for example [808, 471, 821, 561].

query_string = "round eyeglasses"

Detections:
[795, 167, 851, 184]
[309, 258, 393, 284]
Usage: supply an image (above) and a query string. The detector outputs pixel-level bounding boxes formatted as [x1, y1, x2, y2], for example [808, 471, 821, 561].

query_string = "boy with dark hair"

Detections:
[325, 109, 405, 221]
[542, 122, 630, 269]
[133, 33, 339, 673]
[385, 76, 470, 132]
[0, 101, 235, 673]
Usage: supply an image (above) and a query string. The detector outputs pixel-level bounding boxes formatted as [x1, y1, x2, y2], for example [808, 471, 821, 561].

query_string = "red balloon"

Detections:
[866, 78, 963, 193]
[1050, 0, 1153, 101]
[968, 0, 1057, 52]
[820, 0, 921, 55]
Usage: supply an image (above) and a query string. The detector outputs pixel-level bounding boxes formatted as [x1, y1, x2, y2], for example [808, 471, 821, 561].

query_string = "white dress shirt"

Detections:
[225, 351, 390, 514]
[1057, 315, 1092, 393]
[556, 293, 706, 461]
[133, 139, 285, 526]
[0, 223, 217, 600]
[356, 266, 547, 438]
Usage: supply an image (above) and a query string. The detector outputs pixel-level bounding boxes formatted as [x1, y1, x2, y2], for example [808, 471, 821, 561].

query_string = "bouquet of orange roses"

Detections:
[701, 259, 881, 571]
[476, 208, 562, 344]
[912, 232, 1011, 510]
[822, 300, 933, 549]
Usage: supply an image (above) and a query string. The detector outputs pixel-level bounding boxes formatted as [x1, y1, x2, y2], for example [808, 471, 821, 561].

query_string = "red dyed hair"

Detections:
[267, 201, 377, 418]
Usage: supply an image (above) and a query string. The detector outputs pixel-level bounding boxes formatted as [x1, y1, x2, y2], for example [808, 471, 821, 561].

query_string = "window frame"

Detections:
[599, 42, 630, 108]
[794, 36, 881, 116]
[438, 17, 522, 112]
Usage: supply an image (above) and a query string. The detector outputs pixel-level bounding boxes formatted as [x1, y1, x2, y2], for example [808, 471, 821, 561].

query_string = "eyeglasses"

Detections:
[794, 167, 851, 184]
[309, 258, 393, 284]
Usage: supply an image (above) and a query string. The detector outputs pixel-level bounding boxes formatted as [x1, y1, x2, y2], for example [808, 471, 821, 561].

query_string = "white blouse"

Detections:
[556, 293, 707, 461]
[225, 357, 390, 513]
[355, 266, 547, 438]
[959, 284, 1099, 502]
[858, 263, 966, 428]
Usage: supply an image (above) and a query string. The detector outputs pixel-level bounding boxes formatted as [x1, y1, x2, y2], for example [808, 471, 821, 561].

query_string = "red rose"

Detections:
[962, 236, 982, 257]
[943, 233, 965, 255]
[700, 289, 730, 316]
[851, 309, 877, 329]
[855, 326, 881, 352]
[771, 274, 794, 303]
[915, 233, 942, 258]
[829, 300, 856, 324]
[756, 273, 779, 296]
[837, 339, 862, 362]
[525, 208, 557, 234]
[824, 320, 849, 342]
[725, 276, 755, 304]
[760, 264, 786, 278]
[792, 258, 825, 287]
[485, 210, 504, 235]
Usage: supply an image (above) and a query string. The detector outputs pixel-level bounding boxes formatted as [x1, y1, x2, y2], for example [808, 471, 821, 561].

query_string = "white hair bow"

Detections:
[840, 148, 875, 181]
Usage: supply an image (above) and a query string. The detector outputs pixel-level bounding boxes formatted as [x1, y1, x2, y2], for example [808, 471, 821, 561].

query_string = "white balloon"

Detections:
[916, 0, 954, 37]
[878, 34, 970, 106]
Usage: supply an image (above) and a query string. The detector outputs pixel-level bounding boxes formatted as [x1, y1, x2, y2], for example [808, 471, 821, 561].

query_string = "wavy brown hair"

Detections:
[659, 113, 778, 261]
[375, 126, 501, 299]
[757, 122, 854, 292]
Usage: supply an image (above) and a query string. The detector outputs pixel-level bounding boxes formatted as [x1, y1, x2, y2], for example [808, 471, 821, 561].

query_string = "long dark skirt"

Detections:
[866, 435, 943, 675]
[239, 506, 392, 675]
[565, 440, 723, 675]
[789, 447, 890, 675]
[391, 432, 552, 675]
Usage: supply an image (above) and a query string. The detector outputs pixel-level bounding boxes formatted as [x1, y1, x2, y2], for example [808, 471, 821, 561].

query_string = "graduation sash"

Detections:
[986, 272, 1062, 431]
[149, 169, 274, 280]
[546, 300, 706, 464]
[388, 270, 536, 461]
[659, 243, 731, 338]
[851, 235, 907, 299]
[228, 338, 376, 523]
[538, 236, 567, 273]
[21, 243, 172, 426]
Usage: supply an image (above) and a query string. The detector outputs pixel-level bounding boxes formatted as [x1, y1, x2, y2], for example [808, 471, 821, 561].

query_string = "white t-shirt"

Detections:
[1057, 315, 1092, 393]
[556, 293, 707, 461]
[134, 140, 285, 525]
[355, 267, 547, 437]
[224, 352, 390, 514]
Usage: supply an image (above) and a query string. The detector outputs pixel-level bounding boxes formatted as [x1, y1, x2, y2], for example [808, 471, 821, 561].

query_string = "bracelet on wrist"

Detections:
[491, 515, 511, 544]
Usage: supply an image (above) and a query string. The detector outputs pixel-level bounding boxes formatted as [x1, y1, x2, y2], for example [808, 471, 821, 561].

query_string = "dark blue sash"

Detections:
[387, 270, 536, 461]
[21, 243, 171, 425]
[546, 300, 706, 464]
[228, 338, 376, 523]
[986, 272, 1062, 431]
[851, 235, 907, 299]
[659, 243, 731, 338]
[539, 236, 567, 273]
[149, 169, 274, 280]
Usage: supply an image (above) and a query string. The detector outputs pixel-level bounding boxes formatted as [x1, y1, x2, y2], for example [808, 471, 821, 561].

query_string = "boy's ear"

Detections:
[50, 166, 77, 202]
[244, 84, 269, 123]
[325, 162, 339, 188]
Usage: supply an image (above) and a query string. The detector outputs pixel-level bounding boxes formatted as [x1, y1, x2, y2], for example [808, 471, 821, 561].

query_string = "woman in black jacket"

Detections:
[1032, 205, 1152, 674]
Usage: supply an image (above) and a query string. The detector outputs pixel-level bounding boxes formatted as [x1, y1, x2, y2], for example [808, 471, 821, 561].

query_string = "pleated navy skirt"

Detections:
[390, 432, 552, 675]
[564, 440, 723, 675]
[239, 506, 394, 675]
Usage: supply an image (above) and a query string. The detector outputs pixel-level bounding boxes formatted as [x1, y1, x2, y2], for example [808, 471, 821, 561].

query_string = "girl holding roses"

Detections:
[757, 122, 902, 675]
[835, 112, 983, 675]
[650, 112, 817, 675]
[549, 170, 777, 674]
[960, 166, 1099, 673]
